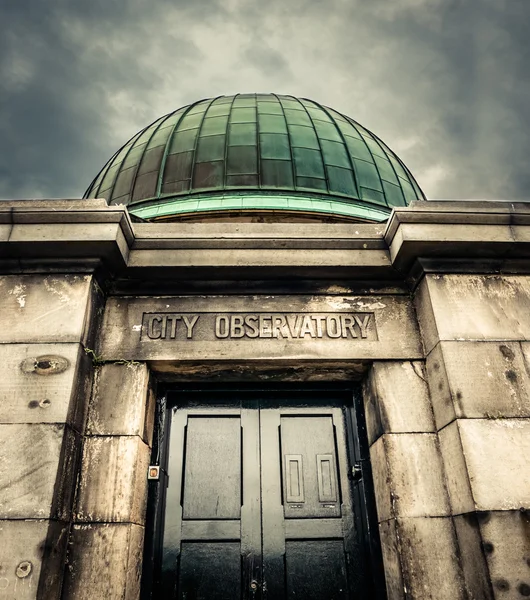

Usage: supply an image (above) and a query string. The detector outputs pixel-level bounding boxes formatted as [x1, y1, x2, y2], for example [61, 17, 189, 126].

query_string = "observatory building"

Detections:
[1, 94, 530, 599]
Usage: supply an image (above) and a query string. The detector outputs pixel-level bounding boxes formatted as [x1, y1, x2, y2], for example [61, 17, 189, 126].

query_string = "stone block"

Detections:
[76, 436, 150, 524]
[427, 341, 530, 430]
[414, 276, 439, 356]
[458, 419, 530, 511]
[128, 246, 391, 273]
[478, 510, 530, 599]
[378, 519, 404, 600]
[0, 424, 79, 520]
[453, 513, 494, 600]
[87, 363, 151, 441]
[416, 274, 530, 354]
[370, 433, 450, 521]
[363, 361, 435, 445]
[0, 224, 11, 242]
[438, 421, 475, 515]
[0, 274, 95, 344]
[0, 343, 92, 430]
[381, 513, 494, 600]
[0, 519, 69, 600]
[63, 523, 144, 600]
[370, 436, 392, 523]
[425, 343, 456, 430]
[396, 517, 466, 599]
[446, 342, 530, 419]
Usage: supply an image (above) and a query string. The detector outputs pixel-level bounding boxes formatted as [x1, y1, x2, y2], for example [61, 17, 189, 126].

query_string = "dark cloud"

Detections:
[243, 42, 293, 80]
[1, 0, 529, 200]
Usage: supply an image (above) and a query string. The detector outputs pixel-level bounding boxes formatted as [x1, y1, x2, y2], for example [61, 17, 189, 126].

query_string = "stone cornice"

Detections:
[0, 199, 133, 273]
[385, 201, 530, 282]
[2, 199, 530, 289]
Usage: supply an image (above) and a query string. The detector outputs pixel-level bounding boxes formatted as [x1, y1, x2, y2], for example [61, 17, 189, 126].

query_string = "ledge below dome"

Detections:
[127, 191, 391, 223]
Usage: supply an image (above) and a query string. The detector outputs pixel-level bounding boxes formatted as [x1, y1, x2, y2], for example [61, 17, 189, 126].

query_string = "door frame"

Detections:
[141, 382, 387, 599]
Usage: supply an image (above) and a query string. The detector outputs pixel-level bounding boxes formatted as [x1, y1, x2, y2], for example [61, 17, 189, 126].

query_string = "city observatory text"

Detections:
[142, 312, 374, 341]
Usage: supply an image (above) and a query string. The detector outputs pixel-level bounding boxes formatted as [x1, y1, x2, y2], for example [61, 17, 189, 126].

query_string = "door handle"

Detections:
[350, 462, 363, 481]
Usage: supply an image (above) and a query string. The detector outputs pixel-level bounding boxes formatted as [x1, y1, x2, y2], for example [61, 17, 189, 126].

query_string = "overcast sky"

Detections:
[1, 0, 528, 201]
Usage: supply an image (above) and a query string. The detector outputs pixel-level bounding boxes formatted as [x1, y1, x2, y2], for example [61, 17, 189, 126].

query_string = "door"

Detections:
[154, 389, 379, 599]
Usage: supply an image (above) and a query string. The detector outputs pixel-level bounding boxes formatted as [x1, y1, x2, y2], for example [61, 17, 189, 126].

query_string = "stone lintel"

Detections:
[98, 294, 422, 362]
[148, 359, 370, 382]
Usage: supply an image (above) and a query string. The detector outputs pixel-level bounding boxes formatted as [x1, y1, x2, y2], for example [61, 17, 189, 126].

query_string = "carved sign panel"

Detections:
[142, 312, 375, 341]
[99, 295, 423, 361]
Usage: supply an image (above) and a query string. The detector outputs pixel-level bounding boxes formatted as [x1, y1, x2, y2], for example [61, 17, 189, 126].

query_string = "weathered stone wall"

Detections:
[62, 362, 155, 599]
[362, 274, 530, 599]
[2, 200, 530, 599]
[0, 275, 98, 599]
[363, 361, 470, 598]
[416, 274, 530, 600]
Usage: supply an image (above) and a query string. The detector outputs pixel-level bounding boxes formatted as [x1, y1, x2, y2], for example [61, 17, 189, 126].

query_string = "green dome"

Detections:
[84, 94, 425, 222]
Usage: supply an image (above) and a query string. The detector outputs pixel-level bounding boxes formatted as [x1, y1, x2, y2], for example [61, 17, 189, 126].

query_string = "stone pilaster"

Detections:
[0, 274, 98, 599]
[416, 273, 530, 599]
[363, 361, 470, 599]
[62, 363, 155, 599]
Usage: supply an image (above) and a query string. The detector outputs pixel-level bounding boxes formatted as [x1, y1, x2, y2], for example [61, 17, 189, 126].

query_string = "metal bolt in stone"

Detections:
[16, 562, 32, 579]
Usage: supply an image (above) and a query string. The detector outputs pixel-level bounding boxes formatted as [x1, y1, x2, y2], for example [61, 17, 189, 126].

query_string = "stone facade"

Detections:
[1, 199, 530, 598]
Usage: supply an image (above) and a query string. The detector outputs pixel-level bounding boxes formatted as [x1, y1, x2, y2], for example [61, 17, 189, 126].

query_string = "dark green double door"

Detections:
[159, 393, 372, 599]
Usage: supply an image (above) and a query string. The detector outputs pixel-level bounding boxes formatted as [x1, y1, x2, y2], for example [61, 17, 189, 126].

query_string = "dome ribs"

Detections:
[84, 93, 425, 222]
[305, 98, 361, 201]
[129, 113, 176, 204]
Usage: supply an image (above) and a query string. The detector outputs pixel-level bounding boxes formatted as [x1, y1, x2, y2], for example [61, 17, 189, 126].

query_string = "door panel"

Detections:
[280, 416, 341, 518]
[261, 406, 356, 599]
[286, 540, 349, 600]
[179, 542, 241, 599]
[161, 401, 261, 599]
[158, 393, 374, 600]
[182, 416, 241, 519]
